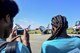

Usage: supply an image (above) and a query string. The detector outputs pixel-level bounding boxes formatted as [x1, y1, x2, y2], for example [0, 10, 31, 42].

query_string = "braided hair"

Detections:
[48, 15, 68, 40]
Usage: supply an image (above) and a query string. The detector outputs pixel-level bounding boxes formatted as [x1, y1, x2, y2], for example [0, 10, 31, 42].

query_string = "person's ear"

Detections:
[5, 14, 10, 23]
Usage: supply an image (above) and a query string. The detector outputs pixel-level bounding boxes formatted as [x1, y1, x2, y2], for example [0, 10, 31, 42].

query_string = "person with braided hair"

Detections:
[41, 15, 80, 53]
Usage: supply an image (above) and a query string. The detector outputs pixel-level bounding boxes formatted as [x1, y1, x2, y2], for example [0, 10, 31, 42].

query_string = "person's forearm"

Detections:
[26, 42, 32, 53]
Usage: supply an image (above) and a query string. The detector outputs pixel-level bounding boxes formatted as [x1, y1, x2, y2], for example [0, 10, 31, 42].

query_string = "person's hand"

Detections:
[20, 29, 29, 46]
[7, 29, 30, 46]
[25, 28, 29, 32]
[6, 29, 20, 42]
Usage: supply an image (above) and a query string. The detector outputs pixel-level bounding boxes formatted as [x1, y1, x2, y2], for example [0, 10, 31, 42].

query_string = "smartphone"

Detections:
[16, 29, 24, 35]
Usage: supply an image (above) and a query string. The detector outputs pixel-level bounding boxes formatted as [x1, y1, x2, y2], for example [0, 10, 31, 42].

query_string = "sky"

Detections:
[14, 0, 80, 29]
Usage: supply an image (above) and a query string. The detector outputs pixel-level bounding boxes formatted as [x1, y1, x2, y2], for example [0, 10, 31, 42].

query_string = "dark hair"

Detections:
[0, 0, 19, 20]
[48, 15, 68, 40]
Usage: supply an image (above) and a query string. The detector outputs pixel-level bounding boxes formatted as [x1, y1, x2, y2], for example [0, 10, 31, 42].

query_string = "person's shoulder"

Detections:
[72, 36, 80, 41]
[41, 40, 62, 53]
[42, 40, 50, 45]
[41, 40, 51, 53]
[70, 36, 80, 40]
[42, 39, 58, 45]
[16, 42, 30, 53]
[41, 40, 54, 48]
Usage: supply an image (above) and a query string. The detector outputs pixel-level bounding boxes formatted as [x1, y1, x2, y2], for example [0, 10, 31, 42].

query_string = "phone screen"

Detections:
[17, 29, 24, 35]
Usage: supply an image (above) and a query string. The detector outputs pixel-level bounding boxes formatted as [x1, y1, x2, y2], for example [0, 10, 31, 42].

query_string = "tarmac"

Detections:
[30, 34, 80, 53]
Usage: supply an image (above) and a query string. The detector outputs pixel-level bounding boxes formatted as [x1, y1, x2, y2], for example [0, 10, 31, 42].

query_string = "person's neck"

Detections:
[60, 30, 69, 38]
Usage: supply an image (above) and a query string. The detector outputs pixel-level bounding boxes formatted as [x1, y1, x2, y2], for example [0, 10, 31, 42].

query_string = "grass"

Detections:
[67, 28, 74, 34]
[28, 28, 80, 34]
[29, 30, 41, 34]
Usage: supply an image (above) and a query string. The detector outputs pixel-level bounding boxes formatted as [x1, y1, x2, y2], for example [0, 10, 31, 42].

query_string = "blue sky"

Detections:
[14, 0, 80, 29]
